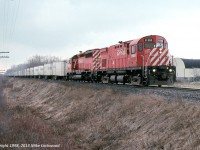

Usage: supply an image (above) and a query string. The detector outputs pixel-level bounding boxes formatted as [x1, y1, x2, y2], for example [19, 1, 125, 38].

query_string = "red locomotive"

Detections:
[67, 35, 176, 86]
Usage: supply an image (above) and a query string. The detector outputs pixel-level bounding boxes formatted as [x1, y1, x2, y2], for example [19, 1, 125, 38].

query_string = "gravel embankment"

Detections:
[53, 79, 200, 102]
[2, 77, 200, 150]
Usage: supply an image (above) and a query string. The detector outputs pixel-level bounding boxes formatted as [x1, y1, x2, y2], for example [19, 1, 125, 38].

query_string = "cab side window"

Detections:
[138, 43, 143, 51]
[165, 43, 168, 49]
[131, 45, 136, 54]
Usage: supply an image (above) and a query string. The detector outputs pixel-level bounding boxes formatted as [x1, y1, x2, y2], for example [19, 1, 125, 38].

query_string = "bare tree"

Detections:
[26, 55, 61, 68]
[5, 55, 61, 75]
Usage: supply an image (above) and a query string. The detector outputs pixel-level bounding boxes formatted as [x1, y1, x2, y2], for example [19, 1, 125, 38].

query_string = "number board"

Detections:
[144, 38, 153, 42]
[158, 39, 164, 43]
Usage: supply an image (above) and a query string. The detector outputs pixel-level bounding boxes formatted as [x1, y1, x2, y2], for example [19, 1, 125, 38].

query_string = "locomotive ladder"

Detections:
[142, 52, 153, 85]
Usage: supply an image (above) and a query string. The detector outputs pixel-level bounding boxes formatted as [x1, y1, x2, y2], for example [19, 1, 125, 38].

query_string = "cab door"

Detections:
[137, 42, 144, 67]
[129, 44, 137, 66]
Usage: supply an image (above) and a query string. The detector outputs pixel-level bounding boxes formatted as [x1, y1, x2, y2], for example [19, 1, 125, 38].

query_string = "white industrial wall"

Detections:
[173, 58, 185, 78]
[174, 58, 200, 81]
[193, 68, 200, 77]
[186, 68, 200, 78]
[184, 69, 195, 78]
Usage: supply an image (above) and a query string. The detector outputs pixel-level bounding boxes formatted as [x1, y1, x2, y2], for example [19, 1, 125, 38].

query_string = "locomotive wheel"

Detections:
[129, 76, 141, 85]
[101, 76, 109, 84]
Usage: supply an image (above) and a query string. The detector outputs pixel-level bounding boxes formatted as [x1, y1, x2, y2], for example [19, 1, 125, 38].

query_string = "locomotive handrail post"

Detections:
[142, 55, 144, 77]
[144, 53, 153, 77]
[142, 54, 149, 78]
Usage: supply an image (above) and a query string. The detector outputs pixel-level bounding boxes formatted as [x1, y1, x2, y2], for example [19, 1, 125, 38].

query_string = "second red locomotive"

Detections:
[67, 35, 176, 86]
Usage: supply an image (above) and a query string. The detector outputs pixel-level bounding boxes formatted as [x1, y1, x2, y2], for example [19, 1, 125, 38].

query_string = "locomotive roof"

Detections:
[181, 58, 200, 68]
[71, 35, 165, 58]
[129, 35, 166, 45]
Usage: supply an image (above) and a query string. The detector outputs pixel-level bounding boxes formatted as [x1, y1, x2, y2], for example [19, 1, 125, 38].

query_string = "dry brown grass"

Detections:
[0, 79, 74, 150]
[2, 78, 200, 149]
[0, 106, 74, 149]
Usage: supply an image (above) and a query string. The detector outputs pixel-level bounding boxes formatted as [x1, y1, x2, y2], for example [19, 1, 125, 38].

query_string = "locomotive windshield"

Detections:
[156, 39, 164, 48]
[144, 42, 165, 49]
[144, 43, 155, 49]
[143, 38, 166, 49]
[156, 42, 164, 48]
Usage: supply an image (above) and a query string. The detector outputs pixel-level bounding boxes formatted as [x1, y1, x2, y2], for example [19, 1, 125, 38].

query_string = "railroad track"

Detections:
[159, 86, 200, 93]
[12, 76, 200, 92]
[93, 82, 200, 93]
[144, 85, 200, 93]
[8, 77, 200, 101]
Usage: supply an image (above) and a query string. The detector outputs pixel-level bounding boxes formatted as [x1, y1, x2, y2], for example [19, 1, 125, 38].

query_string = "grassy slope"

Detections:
[2, 78, 200, 150]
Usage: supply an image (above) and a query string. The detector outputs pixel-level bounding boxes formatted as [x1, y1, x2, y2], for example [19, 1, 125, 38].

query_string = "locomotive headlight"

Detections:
[169, 69, 173, 72]
[152, 69, 156, 72]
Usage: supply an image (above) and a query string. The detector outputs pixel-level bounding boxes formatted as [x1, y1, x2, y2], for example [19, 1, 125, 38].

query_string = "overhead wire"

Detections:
[9, 0, 21, 48]
[1, 0, 21, 70]
[0, 0, 3, 51]
[2, 0, 20, 51]
[8, 0, 17, 50]
[4, 0, 10, 51]
[2, 0, 6, 51]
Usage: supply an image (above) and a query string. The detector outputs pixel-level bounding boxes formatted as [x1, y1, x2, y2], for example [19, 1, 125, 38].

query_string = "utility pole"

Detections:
[0, 51, 10, 58]
[0, 51, 10, 74]
[0, 70, 6, 73]
[0, 56, 9, 58]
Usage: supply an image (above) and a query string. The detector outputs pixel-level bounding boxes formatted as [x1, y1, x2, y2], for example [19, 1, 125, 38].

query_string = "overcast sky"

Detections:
[0, 0, 200, 70]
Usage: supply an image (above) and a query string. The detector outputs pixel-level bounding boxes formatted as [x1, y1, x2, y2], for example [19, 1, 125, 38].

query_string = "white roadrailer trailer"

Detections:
[38, 65, 44, 78]
[14, 72, 16, 77]
[21, 69, 25, 77]
[52, 61, 68, 80]
[44, 63, 53, 79]
[17, 71, 19, 77]
[30, 68, 34, 77]
[14, 71, 17, 77]
[34, 66, 39, 77]
[26, 68, 30, 77]
[24, 69, 27, 77]
[18, 70, 22, 77]
[14, 71, 18, 77]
